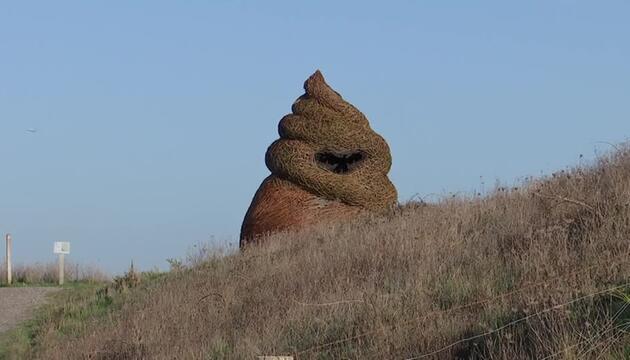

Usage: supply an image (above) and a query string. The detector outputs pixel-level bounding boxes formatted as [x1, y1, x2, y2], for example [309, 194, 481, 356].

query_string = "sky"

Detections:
[1, 1, 629, 274]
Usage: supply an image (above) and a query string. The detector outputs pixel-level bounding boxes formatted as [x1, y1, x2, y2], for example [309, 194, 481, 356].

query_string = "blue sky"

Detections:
[1, 1, 629, 273]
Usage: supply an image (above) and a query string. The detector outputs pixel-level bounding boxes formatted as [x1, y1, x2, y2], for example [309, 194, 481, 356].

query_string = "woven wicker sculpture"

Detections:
[240, 70, 397, 247]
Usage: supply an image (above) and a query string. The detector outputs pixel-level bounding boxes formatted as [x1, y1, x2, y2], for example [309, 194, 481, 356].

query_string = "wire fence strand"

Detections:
[405, 282, 630, 359]
[295, 253, 630, 356]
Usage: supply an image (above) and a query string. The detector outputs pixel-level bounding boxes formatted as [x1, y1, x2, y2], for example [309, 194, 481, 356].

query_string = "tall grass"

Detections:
[26, 146, 630, 358]
[0, 262, 109, 286]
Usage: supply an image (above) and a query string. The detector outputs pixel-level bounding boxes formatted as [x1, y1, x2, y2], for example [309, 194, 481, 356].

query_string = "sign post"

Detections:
[5, 234, 11, 285]
[53, 242, 70, 285]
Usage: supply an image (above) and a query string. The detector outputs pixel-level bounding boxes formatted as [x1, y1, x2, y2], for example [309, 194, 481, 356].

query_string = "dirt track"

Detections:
[0, 287, 61, 335]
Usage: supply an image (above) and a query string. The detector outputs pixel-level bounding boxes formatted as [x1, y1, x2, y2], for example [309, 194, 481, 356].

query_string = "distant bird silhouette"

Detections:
[26, 128, 37, 133]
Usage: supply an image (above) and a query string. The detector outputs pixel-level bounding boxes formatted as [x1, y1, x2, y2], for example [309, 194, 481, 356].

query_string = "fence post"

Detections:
[5, 234, 11, 285]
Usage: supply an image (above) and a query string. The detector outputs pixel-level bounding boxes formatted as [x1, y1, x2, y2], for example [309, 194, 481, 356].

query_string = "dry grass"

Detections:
[0, 262, 109, 285]
[34, 146, 630, 359]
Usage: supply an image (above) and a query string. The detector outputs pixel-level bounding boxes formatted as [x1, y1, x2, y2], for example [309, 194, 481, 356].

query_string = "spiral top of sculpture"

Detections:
[240, 70, 397, 247]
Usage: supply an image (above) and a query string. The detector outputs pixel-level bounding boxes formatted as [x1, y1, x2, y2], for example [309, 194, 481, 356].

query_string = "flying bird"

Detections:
[26, 128, 38, 133]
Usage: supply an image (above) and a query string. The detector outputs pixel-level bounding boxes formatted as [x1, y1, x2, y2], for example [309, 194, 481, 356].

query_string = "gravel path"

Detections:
[0, 287, 61, 335]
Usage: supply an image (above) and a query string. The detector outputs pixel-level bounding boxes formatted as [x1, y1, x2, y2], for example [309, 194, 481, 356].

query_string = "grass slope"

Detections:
[10, 147, 630, 359]
[0, 282, 112, 360]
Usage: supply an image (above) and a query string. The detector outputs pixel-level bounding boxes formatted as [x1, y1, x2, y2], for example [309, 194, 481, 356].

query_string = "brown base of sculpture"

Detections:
[239, 175, 362, 247]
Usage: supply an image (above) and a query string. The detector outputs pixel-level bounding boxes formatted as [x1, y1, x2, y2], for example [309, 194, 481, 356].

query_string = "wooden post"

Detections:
[58, 253, 65, 286]
[5, 234, 11, 285]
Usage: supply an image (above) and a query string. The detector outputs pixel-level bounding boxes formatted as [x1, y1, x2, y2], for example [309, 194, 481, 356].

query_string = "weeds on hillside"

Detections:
[18, 145, 630, 358]
[167, 240, 236, 272]
[0, 265, 162, 360]
[0, 282, 113, 359]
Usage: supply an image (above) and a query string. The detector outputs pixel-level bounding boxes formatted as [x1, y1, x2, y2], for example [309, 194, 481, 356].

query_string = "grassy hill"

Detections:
[6, 146, 630, 359]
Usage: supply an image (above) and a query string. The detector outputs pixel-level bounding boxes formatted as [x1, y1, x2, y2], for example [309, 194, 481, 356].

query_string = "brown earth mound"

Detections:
[240, 71, 397, 246]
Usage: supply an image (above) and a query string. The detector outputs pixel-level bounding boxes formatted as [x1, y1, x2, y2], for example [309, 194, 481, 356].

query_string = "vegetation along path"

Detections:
[0, 287, 61, 335]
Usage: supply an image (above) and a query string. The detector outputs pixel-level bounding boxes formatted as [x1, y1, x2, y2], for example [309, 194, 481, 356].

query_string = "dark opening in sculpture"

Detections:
[315, 150, 366, 174]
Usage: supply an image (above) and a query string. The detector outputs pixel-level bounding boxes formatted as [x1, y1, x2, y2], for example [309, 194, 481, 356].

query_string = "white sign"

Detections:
[53, 242, 70, 254]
